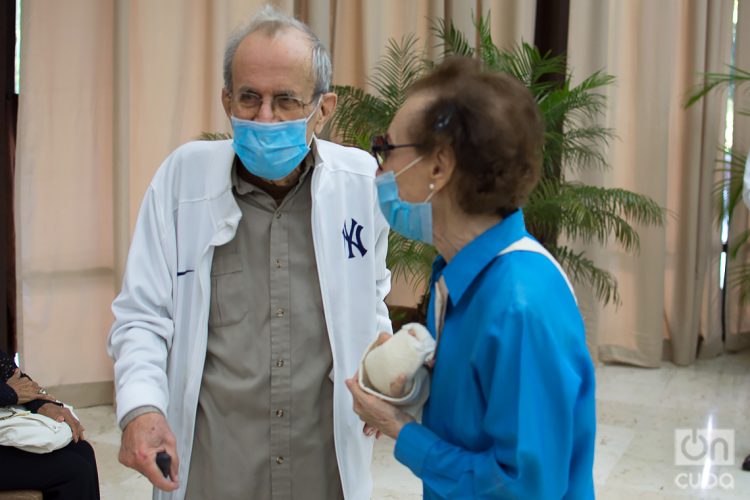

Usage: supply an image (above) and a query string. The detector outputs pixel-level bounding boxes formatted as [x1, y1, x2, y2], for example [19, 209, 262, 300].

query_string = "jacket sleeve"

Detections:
[107, 183, 176, 426]
[394, 304, 593, 499]
[372, 189, 393, 337]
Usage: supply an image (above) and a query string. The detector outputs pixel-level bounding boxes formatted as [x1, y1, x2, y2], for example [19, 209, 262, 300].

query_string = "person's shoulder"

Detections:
[315, 139, 377, 177]
[472, 254, 585, 352]
[483, 250, 578, 316]
[167, 139, 234, 166]
[151, 140, 234, 187]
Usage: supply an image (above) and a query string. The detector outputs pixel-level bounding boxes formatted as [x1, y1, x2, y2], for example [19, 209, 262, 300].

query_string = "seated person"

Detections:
[0, 349, 100, 499]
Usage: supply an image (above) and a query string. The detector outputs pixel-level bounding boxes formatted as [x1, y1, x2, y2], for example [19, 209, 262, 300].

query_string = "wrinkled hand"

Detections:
[38, 403, 85, 442]
[119, 412, 180, 491]
[345, 372, 414, 440]
[363, 423, 382, 439]
[5, 369, 57, 404]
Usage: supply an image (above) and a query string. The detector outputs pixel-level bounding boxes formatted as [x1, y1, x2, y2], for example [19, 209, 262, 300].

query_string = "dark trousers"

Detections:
[0, 440, 100, 499]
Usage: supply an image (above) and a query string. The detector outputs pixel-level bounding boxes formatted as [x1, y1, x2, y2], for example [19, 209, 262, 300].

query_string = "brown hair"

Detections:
[408, 57, 544, 215]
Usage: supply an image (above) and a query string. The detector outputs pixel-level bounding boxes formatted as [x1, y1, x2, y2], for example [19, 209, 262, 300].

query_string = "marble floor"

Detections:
[80, 350, 750, 499]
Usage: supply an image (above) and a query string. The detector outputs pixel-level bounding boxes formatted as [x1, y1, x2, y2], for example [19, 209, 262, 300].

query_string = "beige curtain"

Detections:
[15, 0, 532, 402]
[725, 0, 750, 353]
[16, 0, 117, 395]
[567, 0, 735, 367]
[332, 0, 535, 90]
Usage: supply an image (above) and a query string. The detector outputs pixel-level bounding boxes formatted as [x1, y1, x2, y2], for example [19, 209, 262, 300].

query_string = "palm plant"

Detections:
[688, 65, 750, 302]
[331, 16, 665, 311]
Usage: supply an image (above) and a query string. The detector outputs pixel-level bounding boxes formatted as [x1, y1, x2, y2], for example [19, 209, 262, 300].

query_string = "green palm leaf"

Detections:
[431, 17, 474, 58]
[495, 43, 565, 97]
[331, 35, 427, 149]
[329, 15, 665, 309]
[386, 231, 437, 292]
[330, 85, 390, 149]
[552, 245, 620, 306]
[685, 65, 750, 108]
[527, 180, 664, 252]
[475, 13, 501, 69]
[368, 35, 428, 112]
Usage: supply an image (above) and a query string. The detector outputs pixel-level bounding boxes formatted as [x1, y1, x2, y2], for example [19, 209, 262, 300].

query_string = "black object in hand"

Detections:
[156, 451, 171, 478]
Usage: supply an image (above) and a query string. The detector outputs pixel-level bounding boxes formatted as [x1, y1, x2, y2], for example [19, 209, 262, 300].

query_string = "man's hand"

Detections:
[5, 369, 57, 404]
[38, 403, 85, 442]
[119, 412, 180, 491]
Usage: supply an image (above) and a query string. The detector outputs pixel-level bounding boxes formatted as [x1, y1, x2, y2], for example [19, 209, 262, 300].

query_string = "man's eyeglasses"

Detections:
[370, 135, 422, 169]
[232, 91, 319, 120]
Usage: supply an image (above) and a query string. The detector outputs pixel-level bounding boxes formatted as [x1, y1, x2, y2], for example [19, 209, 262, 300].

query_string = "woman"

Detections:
[0, 349, 100, 499]
[345, 57, 596, 499]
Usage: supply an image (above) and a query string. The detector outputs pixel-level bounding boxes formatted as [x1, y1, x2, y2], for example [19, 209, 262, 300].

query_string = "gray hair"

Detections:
[223, 4, 332, 96]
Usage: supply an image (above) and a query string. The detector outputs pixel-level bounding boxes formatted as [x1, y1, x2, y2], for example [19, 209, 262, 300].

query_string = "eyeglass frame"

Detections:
[370, 134, 423, 170]
[228, 89, 322, 120]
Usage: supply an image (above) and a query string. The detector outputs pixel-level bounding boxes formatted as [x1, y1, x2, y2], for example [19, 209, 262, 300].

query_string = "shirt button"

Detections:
[276, 409, 284, 417]
[275, 308, 285, 317]
[275, 212, 282, 219]
[276, 359, 284, 367]
[276, 456, 285, 465]
[275, 259, 282, 268]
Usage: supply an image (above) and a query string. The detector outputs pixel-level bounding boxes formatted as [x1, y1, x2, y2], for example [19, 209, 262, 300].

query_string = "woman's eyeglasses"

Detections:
[370, 135, 422, 169]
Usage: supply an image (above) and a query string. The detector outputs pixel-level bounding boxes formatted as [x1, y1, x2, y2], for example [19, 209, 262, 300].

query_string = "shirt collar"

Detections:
[434, 209, 527, 305]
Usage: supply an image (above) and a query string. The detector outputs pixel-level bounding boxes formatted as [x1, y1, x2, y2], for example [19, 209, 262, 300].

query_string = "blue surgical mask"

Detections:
[231, 103, 318, 180]
[375, 156, 435, 244]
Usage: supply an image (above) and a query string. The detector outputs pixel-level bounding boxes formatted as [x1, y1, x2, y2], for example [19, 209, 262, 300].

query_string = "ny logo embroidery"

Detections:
[342, 218, 367, 259]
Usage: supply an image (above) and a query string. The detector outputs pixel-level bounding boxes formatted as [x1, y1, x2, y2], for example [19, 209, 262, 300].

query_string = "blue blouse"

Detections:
[394, 210, 596, 499]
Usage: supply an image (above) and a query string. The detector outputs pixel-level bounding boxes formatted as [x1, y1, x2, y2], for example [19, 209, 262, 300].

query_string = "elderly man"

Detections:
[107, 6, 391, 500]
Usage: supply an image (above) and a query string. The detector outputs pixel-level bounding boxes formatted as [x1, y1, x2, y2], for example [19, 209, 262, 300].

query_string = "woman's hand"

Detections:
[5, 369, 57, 404]
[345, 372, 414, 440]
[37, 403, 86, 442]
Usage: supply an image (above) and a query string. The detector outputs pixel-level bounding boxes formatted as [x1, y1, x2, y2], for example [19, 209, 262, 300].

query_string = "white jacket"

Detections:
[107, 139, 392, 500]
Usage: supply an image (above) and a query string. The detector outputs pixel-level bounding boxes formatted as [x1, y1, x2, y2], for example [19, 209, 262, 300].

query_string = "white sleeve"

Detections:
[107, 184, 175, 426]
[373, 190, 393, 337]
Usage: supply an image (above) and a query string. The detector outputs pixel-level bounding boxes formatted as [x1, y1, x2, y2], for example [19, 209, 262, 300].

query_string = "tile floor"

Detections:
[80, 350, 750, 499]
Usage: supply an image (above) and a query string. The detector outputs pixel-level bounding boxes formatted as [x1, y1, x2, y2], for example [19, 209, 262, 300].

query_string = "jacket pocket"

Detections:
[209, 253, 248, 327]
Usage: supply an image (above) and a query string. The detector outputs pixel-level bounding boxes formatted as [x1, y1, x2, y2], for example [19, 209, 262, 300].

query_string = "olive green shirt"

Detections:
[185, 157, 343, 500]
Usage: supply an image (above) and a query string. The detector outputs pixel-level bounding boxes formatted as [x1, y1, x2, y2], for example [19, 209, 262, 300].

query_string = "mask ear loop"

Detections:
[306, 95, 324, 146]
[394, 155, 424, 179]
[305, 95, 324, 123]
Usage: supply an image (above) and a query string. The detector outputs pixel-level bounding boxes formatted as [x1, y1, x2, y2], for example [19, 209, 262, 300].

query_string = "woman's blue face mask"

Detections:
[375, 156, 435, 244]
[230, 102, 319, 181]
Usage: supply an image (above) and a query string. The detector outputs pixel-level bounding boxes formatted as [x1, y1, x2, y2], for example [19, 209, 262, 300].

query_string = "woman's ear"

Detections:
[430, 144, 456, 190]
